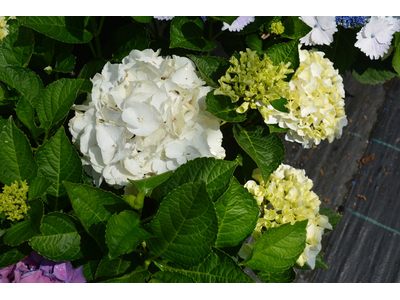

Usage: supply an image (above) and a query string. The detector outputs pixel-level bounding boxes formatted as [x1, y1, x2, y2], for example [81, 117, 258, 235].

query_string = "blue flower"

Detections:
[335, 16, 370, 29]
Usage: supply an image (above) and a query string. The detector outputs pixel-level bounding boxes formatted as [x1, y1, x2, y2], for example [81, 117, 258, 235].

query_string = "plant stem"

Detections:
[88, 41, 97, 58]
[91, 17, 103, 59]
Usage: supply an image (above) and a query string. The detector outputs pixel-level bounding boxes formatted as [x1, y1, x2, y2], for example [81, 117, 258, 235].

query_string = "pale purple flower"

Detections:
[355, 16, 397, 59]
[300, 16, 338, 46]
[221, 16, 255, 32]
[0, 251, 86, 283]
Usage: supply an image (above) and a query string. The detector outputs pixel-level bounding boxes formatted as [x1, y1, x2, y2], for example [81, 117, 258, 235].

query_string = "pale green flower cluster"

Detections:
[0, 180, 30, 222]
[243, 164, 332, 269]
[259, 48, 348, 148]
[215, 48, 293, 113]
[270, 21, 285, 35]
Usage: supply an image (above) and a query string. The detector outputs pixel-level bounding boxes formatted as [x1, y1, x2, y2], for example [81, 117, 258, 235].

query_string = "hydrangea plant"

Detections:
[0, 15, 399, 284]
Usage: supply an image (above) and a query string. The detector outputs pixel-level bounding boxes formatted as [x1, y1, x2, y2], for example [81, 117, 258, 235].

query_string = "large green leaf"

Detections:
[129, 171, 173, 196]
[146, 182, 218, 268]
[28, 177, 52, 200]
[156, 248, 255, 283]
[132, 16, 153, 23]
[233, 124, 285, 183]
[0, 27, 34, 67]
[352, 52, 397, 85]
[150, 271, 196, 283]
[205, 90, 247, 122]
[214, 177, 259, 248]
[242, 220, 308, 272]
[64, 182, 131, 254]
[35, 127, 82, 210]
[53, 52, 76, 73]
[104, 23, 150, 62]
[0, 237, 31, 268]
[0, 117, 37, 185]
[170, 16, 216, 51]
[18, 16, 92, 44]
[36, 78, 84, 129]
[187, 55, 230, 88]
[281, 16, 312, 39]
[105, 210, 153, 260]
[98, 268, 150, 283]
[158, 157, 238, 202]
[0, 66, 43, 107]
[29, 212, 84, 261]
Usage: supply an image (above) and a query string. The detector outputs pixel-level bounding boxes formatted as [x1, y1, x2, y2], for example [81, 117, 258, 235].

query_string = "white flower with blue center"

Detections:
[299, 16, 338, 46]
[355, 16, 400, 59]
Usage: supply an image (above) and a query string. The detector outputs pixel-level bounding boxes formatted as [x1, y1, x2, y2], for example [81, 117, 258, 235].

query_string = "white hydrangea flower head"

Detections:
[355, 16, 399, 60]
[243, 165, 332, 269]
[259, 48, 347, 148]
[153, 16, 174, 21]
[221, 16, 255, 32]
[69, 49, 225, 188]
[0, 16, 10, 42]
[299, 16, 338, 46]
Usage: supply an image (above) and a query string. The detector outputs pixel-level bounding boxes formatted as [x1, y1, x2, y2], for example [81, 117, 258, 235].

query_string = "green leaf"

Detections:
[352, 53, 397, 85]
[0, 237, 31, 268]
[281, 16, 311, 39]
[269, 97, 289, 113]
[158, 157, 238, 202]
[214, 177, 259, 248]
[132, 16, 153, 23]
[4, 220, 37, 246]
[0, 117, 38, 185]
[28, 177, 52, 200]
[16, 96, 44, 139]
[35, 127, 82, 210]
[392, 32, 400, 75]
[128, 171, 172, 196]
[150, 271, 196, 283]
[257, 267, 296, 283]
[245, 33, 264, 55]
[233, 124, 285, 183]
[0, 66, 44, 107]
[170, 16, 216, 51]
[29, 212, 84, 261]
[104, 23, 150, 62]
[64, 182, 131, 254]
[77, 59, 106, 79]
[95, 252, 142, 281]
[159, 248, 255, 283]
[53, 52, 76, 73]
[319, 207, 342, 233]
[205, 90, 247, 122]
[243, 220, 308, 272]
[265, 38, 299, 76]
[3, 199, 44, 246]
[267, 123, 289, 133]
[80, 259, 100, 282]
[98, 268, 150, 283]
[106, 211, 153, 260]
[36, 78, 84, 129]
[187, 55, 230, 88]
[146, 182, 218, 268]
[19, 16, 92, 44]
[0, 26, 35, 67]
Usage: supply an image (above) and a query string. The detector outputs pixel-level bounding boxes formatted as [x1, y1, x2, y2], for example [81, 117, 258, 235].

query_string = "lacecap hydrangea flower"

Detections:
[0, 180, 29, 222]
[242, 165, 332, 269]
[69, 49, 225, 188]
[259, 48, 347, 148]
[215, 48, 293, 113]
[299, 16, 338, 46]
[0, 251, 86, 283]
[335, 16, 369, 29]
[355, 16, 400, 60]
